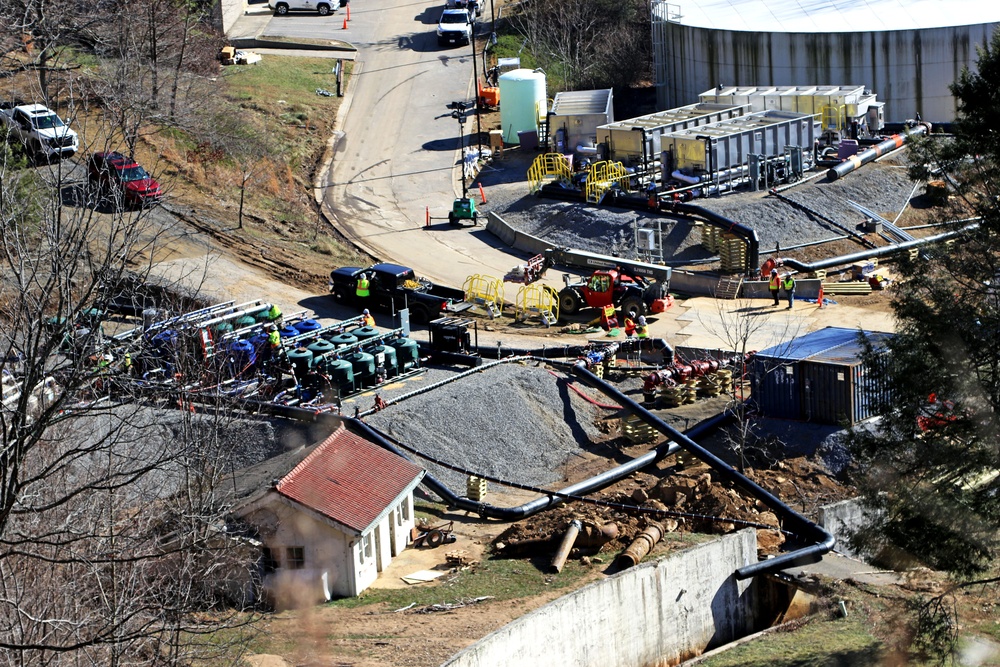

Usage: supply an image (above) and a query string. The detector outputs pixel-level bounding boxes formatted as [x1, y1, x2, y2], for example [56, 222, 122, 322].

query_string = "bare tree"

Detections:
[1, 90, 261, 663]
[698, 294, 803, 471]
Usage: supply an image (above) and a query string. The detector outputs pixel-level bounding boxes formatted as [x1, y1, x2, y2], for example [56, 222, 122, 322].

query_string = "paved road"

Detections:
[316, 0, 549, 289]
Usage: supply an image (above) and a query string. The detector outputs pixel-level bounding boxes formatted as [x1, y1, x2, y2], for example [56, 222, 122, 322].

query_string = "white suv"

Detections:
[269, 0, 338, 15]
[437, 8, 473, 47]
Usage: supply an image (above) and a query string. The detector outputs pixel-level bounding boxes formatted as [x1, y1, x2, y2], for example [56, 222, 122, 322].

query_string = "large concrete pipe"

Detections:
[619, 522, 664, 567]
[827, 123, 930, 181]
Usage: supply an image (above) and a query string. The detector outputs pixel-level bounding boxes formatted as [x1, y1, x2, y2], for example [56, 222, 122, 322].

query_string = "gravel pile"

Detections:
[365, 362, 606, 492]
[478, 149, 918, 263]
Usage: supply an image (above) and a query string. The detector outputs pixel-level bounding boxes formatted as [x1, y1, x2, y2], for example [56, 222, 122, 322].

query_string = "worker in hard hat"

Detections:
[361, 308, 376, 327]
[356, 272, 370, 298]
[768, 268, 781, 306]
[635, 316, 649, 338]
[623, 315, 637, 339]
[266, 303, 283, 326]
[782, 273, 796, 309]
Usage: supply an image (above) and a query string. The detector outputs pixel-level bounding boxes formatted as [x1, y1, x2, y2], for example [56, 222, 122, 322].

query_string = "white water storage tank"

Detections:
[499, 68, 547, 145]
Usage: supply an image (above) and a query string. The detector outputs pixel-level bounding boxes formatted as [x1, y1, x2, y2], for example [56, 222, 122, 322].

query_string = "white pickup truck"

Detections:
[0, 102, 80, 160]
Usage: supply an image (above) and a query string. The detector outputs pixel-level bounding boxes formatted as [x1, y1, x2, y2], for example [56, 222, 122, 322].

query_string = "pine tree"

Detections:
[848, 29, 1000, 580]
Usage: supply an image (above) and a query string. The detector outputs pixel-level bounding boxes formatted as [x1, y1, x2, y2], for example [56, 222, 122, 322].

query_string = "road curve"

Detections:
[316, 0, 536, 288]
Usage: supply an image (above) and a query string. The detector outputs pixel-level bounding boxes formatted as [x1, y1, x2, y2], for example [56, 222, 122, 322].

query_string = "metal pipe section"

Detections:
[567, 362, 834, 579]
[827, 123, 929, 181]
[780, 222, 979, 274]
[551, 519, 582, 573]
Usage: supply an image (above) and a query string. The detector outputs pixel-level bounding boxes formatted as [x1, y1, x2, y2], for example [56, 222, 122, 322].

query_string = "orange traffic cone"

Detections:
[342, 16, 348, 29]
[816, 285, 824, 308]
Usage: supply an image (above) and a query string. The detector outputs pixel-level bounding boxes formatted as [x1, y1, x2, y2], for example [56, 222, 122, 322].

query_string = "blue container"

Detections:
[294, 318, 322, 335]
[229, 339, 257, 374]
[279, 325, 300, 340]
[150, 329, 178, 358]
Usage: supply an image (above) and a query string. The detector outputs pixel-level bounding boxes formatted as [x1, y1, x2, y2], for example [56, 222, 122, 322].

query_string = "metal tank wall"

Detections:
[652, 9, 999, 124]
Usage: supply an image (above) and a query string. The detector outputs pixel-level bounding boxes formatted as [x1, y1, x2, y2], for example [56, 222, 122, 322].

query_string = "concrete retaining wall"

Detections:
[485, 211, 550, 255]
[442, 530, 760, 667]
[818, 497, 867, 559]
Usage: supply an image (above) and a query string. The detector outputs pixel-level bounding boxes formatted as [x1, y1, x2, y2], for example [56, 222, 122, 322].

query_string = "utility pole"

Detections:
[470, 27, 482, 155]
[448, 101, 470, 200]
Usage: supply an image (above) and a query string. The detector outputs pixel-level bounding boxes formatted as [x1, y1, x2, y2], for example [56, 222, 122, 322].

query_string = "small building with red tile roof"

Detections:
[229, 421, 424, 604]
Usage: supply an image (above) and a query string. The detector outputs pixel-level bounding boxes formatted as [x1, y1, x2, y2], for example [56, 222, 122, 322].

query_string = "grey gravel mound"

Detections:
[365, 362, 606, 492]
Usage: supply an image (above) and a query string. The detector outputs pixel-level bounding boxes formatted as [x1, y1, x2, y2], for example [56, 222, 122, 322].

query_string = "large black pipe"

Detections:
[780, 222, 979, 274]
[567, 362, 835, 579]
[346, 410, 733, 521]
[827, 123, 929, 180]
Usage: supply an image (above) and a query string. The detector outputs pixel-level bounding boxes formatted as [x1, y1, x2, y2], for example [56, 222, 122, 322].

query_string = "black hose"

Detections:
[567, 361, 835, 579]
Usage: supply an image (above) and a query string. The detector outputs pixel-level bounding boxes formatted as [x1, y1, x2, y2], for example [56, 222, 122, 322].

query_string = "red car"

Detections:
[87, 151, 163, 208]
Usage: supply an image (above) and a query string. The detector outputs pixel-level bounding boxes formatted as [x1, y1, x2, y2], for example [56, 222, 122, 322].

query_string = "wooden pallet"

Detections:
[822, 281, 873, 295]
[715, 276, 744, 300]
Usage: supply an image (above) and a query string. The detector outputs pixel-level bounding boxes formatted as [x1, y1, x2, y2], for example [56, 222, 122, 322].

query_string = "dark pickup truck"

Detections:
[328, 262, 472, 323]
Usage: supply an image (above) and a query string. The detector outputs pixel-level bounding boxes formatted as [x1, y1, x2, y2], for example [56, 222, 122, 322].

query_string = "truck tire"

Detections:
[410, 304, 431, 324]
[620, 297, 645, 319]
[317, 2, 331, 14]
[558, 288, 582, 316]
[274, 2, 289, 14]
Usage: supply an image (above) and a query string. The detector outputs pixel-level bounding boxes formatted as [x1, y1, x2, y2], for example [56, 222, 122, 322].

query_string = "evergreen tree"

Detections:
[848, 29, 1000, 580]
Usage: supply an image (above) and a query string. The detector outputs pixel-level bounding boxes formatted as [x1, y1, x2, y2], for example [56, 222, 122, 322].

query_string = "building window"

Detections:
[360, 533, 373, 563]
[262, 546, 279, 573]
[401, 498, 410, 521]
[286, 546, 305, 570]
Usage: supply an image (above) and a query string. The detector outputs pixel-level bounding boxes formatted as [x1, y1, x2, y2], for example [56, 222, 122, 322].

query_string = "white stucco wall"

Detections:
[442, 530, 759, 667]
[216, 0, 248, 35]
[652, 13, 1000, 123]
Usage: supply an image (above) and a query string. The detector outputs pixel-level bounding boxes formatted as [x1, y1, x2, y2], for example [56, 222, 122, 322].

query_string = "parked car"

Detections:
[87, 152, 163, 209]
[0, 101, 79, 160]
[268, 0, 337, 15]
[437, 7, 474, 46]
[446, 0, 481, 18]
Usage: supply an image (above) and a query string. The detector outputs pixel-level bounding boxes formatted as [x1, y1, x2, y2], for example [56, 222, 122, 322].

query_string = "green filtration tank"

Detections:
[325, 358, 355, 394]
[368, 344, 398, 378]
[285, 347, 314, 378]
[389, 337, 420, 372]
[327, 332, 359, 348]
[346, 351, 376, 387]
[350, 326, 380, 343]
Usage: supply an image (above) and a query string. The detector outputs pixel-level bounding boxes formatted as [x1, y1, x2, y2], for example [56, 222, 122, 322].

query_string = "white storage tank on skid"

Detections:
[499, 68, 547, 145]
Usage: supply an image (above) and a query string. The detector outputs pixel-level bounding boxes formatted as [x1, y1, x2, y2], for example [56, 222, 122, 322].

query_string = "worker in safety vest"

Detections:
[635, 316, 649, 338]
[266, 324, 281, 350]
[266, 303, 282, 327]
[782, 273, 796, 310]
[768, 268, 781, 306]
[361, 308, 376, 327]
[623, 316, 636, 338]
[356, 272, 370, 298]
[599, 303, 618, 331]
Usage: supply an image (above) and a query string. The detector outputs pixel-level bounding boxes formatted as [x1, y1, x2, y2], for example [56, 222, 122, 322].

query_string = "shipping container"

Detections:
[549, 89, 614, 154]
[596, 102, 748, 173]
[751, 327, 892, 425]
[664, 109, 816, 174]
